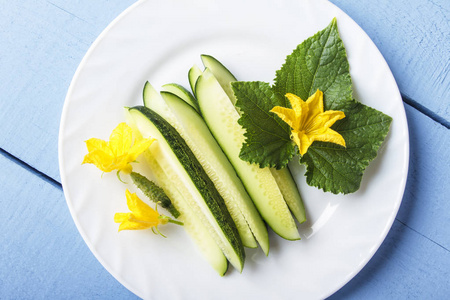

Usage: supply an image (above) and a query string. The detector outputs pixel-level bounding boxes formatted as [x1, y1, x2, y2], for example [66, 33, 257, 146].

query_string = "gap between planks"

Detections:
[0, 96, 447, 194]
[0, 147, 62, 190]
[402, 94, 450, 130]
[396, 219, 450, 253]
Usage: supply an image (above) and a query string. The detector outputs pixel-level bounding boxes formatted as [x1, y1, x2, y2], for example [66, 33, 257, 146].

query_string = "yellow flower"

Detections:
[270, 90, 346, 156]
[114, 189, 169, 232]
[82, 123, 154, 174]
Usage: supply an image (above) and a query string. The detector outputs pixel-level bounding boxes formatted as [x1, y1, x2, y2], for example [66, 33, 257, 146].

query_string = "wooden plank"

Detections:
[332, 104, 450, 298]
[0, 0, 448, 299]
[3, 105, 450, 299]
[1, 0, 448, 181]
[396, 104, 450, 250]
[3, 146, 448, 299]
[0, 0, 136, 181]
[331, 220, 450, 299]
[330, 0, 450, 121]
[0, 154, 136, 299]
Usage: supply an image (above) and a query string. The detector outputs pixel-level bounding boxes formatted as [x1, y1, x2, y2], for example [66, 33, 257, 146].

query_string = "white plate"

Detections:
[58, 0, 409, 299]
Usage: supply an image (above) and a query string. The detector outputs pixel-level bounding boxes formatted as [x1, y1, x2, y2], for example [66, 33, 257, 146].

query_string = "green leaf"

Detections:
[273, 18, 353, 110]
[233, 18, 392, 194]
[275, 19, 393, 194]
[301, 101, 392, 194]
[232, 81, 296, 169]
[234, 18, 353, 170]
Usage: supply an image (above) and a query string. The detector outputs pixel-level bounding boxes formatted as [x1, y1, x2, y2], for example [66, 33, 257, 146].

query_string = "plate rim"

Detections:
[58, 0, 410, 298]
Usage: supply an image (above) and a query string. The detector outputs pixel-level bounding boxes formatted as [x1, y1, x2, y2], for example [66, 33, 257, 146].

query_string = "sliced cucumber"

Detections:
[126, 114, 229, 275]
[200, 54, 237, 105]
[188, 64, 203, 96]
[143, 81, 170, 117]
[196, 69, 300, 240]
[128, 106, 245, 271]
[143, 82, 267, 251]
[161, 83, 199, 113]
[145, 148, 229, 275]
[270, 168, 306, 224]
[161, 91, 270, 254]
[202, 54, 307, 225]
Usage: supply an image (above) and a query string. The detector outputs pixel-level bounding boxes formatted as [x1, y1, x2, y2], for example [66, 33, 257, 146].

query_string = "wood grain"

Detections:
[1, 0, 448, 178]
[331, 220, 450, 299]
[0, 0, 449, 299]
[331, 103, 450, 299]
[398, 104, 450, 250]
[0, 0, 136, 180]
[0, 154, 136, 299]
[330, 0, 450, 121]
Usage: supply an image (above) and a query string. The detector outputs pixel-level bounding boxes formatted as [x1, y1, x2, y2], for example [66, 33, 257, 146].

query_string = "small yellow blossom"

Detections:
[82, 123, 154, 174]
[114, 189, 169, 232]
[270, 90, 346, 156]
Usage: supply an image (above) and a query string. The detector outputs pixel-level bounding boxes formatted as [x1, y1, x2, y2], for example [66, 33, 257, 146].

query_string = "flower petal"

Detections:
[317, 110, 346, 129]
[292, 130, 314, 156]
[117, 217, 153, 231]
[285, 93, 303, 114]
[302, 90, 324, 129]
[305, 90, 324, 116]
[270, 90, 346, 156]
[270, 106, 297, 129]
[85, 138, 111, 154]
[127, 137, 155, 162]
[109, 123, 133, 157]
[125, 189, 160, 221]
[82, 149, 116, 172]
[114, 213, 130, 223]
[128, 216, 160, 227]
[307, 110, 346, 134]
[115, 212, 153, 231]
[312, 128, 346, 148]
[285, 93, 308, 129]
[115, 190, 163, 231]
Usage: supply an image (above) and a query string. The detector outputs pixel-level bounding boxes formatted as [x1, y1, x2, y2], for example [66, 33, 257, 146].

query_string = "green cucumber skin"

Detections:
[161, 91, 270, 253]
[142, 82, 156, 108]
[270, 168, 306, 224]
[188, 64, 203, 97]
[161, 83, 200, 113]
[139, 153, 228, 276]
[130, 171, 180, 218]
[142, 84, 258, 249]
[195, 70, 300, 241]
[129, 105, 245, 269]
[201, 54, 307, 227]
[200, 54, 238, 105]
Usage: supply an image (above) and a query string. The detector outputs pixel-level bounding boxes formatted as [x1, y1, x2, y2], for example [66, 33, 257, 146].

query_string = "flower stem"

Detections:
[168, 219, 184, 226]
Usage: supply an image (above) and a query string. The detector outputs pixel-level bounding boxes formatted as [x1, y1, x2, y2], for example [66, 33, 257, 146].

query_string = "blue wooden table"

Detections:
[1, 0, 449, 298]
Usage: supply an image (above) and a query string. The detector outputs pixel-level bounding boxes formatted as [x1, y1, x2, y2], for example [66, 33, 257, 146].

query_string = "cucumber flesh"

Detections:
[161, 83, 199, 113]
[161, 91, 270, 254]
[200, 54, 238, 105]
[159, 91, 257, 249]
[153, 158, 229, 276]
[126, 114, 229, 275]
[196, 69, 300, 240]
[202, 55, 307, 226]
[188, 64, 203, 97]
[128, 106, 245, 271]
[270, 168, 306, 224]
[145, 148, 229, 274]
[143, 82, 260, 249]
[143, 81, 170, 117]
